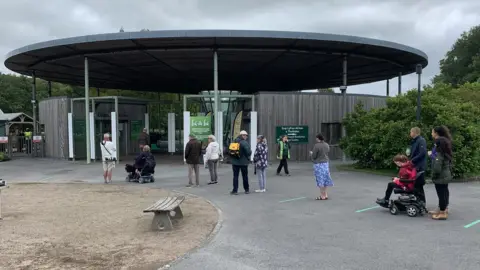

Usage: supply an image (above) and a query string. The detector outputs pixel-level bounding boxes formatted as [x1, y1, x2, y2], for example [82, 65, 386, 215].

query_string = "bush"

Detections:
[0, 152, 4, 161]
[340, 82, 480, 179]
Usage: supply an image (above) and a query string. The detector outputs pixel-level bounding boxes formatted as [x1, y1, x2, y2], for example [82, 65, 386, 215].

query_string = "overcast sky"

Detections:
[1, 0, 479, 95]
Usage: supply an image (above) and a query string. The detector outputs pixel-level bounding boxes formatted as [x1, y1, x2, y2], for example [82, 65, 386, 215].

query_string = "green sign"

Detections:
[275, 126, 309, 144]
[73, 119, 86, 138]
[190, 116, 212, 144]
[130, 120, 144, 141]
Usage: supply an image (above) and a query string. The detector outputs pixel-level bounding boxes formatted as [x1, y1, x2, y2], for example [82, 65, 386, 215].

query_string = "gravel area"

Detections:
[0, 183, 218, 270]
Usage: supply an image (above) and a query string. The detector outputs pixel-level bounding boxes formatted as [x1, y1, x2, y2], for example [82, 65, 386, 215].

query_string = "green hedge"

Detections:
[340, 83, 480, 179]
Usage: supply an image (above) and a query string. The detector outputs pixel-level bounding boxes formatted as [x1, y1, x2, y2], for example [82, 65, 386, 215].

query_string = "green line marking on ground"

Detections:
[464, 220, 480, 229]
[279, 197, 307, 203]
[355, 205, 380, 213]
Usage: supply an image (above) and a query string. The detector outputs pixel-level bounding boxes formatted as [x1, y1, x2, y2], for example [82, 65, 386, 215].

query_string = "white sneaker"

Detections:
[255, 189, 263, 193]
[262, 189, 266, 192]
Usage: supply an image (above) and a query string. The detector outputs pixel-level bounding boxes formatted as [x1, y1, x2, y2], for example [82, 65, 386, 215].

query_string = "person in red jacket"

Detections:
[376, 154, 417, 206]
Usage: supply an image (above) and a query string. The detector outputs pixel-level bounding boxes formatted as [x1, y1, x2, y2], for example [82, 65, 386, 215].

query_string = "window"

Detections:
[321, 123, 342, 145]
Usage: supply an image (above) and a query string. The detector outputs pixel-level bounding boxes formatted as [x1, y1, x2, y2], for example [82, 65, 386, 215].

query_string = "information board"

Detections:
[190, 116, 212, 144]
[275, 126, 309, 144]
[130, 120, 144, 141]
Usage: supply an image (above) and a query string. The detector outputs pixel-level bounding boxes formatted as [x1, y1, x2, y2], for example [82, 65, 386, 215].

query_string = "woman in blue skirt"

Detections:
[310, 133, 334, 200]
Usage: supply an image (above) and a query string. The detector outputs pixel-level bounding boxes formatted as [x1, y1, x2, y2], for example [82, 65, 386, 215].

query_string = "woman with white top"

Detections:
[205, 134, 220, 185]
[100, 133, 117, 184]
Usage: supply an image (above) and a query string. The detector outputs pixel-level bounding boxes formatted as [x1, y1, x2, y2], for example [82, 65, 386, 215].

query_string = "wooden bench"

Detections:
[143, 196, 185, 231]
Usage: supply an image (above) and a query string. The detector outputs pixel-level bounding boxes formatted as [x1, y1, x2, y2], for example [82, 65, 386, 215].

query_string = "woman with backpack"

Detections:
[253, 135, 268, 193]
[430, 134, 453, 220]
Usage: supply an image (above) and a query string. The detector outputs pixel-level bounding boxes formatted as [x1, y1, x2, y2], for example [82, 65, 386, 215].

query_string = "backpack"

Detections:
[228, 142, 241, 158]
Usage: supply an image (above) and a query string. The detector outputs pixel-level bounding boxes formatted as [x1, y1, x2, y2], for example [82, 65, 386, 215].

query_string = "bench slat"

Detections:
[144, 196, 185, 213]
[144, 198, 170, 212]
[155, 197, 175, 209]
[143, 197, 171, 212]
[144, 198, 172, 212]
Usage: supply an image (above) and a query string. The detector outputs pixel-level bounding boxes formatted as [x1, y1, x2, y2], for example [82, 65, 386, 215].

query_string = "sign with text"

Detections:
[275, 126, 309, 144]
[0, 136, 8, 144]
[130, 120, 144, 141]
[190, 116, 212, 144]
[33, 136, 42, 143]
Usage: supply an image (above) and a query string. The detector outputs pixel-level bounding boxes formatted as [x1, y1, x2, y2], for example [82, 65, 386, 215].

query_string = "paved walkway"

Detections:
[2, 158, 480, 270]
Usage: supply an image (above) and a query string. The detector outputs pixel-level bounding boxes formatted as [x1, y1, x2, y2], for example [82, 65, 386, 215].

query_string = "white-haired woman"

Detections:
[100, 133, 117, 183]
[206, 134, 220, 185]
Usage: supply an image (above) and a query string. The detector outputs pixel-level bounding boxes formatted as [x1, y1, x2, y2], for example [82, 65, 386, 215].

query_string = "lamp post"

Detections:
[415, 64, 423, 121]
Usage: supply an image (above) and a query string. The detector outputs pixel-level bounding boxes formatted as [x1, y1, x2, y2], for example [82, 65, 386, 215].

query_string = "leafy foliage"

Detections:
[433, 25, 480, 85]
[0, 73, 200, 131]
[340, 83, 480, 178]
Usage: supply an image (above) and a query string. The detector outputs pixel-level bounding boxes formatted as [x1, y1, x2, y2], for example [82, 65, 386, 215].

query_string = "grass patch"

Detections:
[335, 164, 397, 176]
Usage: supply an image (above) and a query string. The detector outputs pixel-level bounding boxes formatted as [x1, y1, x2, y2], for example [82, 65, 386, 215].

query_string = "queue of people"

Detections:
[181, 130, 334, 200]
[375, 126, 453, 220]
[110, 124, 454, 222]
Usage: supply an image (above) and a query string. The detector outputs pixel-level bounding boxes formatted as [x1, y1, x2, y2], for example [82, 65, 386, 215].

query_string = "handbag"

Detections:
[101, 142, 117, 161]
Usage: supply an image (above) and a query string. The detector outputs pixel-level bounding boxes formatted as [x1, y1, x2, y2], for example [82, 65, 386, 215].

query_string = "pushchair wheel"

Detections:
[406, 205, 419, 217]
[390, 205, 399, 215]
[150, 176, 155, 183]
[139, 177, 145, 184]
[125, 176, 130, 182]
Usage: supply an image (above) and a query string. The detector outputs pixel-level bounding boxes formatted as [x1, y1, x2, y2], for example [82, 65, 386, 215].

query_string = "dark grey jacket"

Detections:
[431, 153, 452, 184]
[230, 136, 252, 166]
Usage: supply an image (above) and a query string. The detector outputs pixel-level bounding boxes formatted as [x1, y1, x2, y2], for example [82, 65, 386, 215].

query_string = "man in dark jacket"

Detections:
[230, 130, 252, 195]
[137, 128, 150, 152]
[185, 134, 202, 187]
[409, 127, 427, 203]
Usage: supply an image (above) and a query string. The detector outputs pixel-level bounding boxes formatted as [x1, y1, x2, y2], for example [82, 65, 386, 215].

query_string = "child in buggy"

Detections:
[125, 145, 156, 183]
[376, 154, 427, 217]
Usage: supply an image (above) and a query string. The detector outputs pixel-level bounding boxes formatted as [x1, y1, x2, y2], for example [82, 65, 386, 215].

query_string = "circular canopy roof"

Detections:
[5, 30, 428, 94]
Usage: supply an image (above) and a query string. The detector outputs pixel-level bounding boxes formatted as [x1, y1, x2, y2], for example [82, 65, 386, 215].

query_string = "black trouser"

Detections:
[435, 184, 449, 211]
[277, 158, 289, 174]
[414, 173, 426, 203]
[232, 165, 249, 192]
[384, 182, 399, 200]
[26, 140, 32, 154]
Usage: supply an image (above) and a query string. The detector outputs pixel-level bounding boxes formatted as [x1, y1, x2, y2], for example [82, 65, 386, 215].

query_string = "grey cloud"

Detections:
[1, 0, 479, 95]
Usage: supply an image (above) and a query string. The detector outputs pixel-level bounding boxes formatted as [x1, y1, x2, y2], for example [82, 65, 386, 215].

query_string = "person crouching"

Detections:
[376, 154, 416, 206]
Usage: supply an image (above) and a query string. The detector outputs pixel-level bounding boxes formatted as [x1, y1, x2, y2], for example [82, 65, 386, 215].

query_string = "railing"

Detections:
[0, 135, 45, 159]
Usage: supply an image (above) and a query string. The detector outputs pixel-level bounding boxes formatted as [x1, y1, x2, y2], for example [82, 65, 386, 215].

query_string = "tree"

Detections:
[119, 27, 124, 32]
[340, 83, 480, 178]
[434, 25, 480, 85]
[0, 73, 200, 130]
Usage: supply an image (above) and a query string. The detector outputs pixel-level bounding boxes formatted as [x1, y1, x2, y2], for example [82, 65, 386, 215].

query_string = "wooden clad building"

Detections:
[253, 92, 387, 161]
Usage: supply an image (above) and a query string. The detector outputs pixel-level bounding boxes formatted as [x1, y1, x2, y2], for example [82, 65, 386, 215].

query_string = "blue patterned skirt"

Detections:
[313, 162, 334, 187]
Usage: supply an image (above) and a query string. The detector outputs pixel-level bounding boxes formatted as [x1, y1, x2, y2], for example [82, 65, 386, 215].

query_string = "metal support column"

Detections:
[70, 98, 75, 162]
[47, 81, 52, 97]
[416, 64, 422, 121]
[341, 56, 348, 162]
[398, 72, 402, 95]
[386, 79, 390, 96]
[31, 71, 37, 136]
[213, 50, 219, 142]
[91, 99, 96, 162]
[84, 57, 91, 164]
[114, 96, 119, 161]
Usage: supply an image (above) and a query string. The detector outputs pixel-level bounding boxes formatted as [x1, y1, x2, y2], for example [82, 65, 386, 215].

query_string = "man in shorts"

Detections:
[100, 133, 117, 183]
